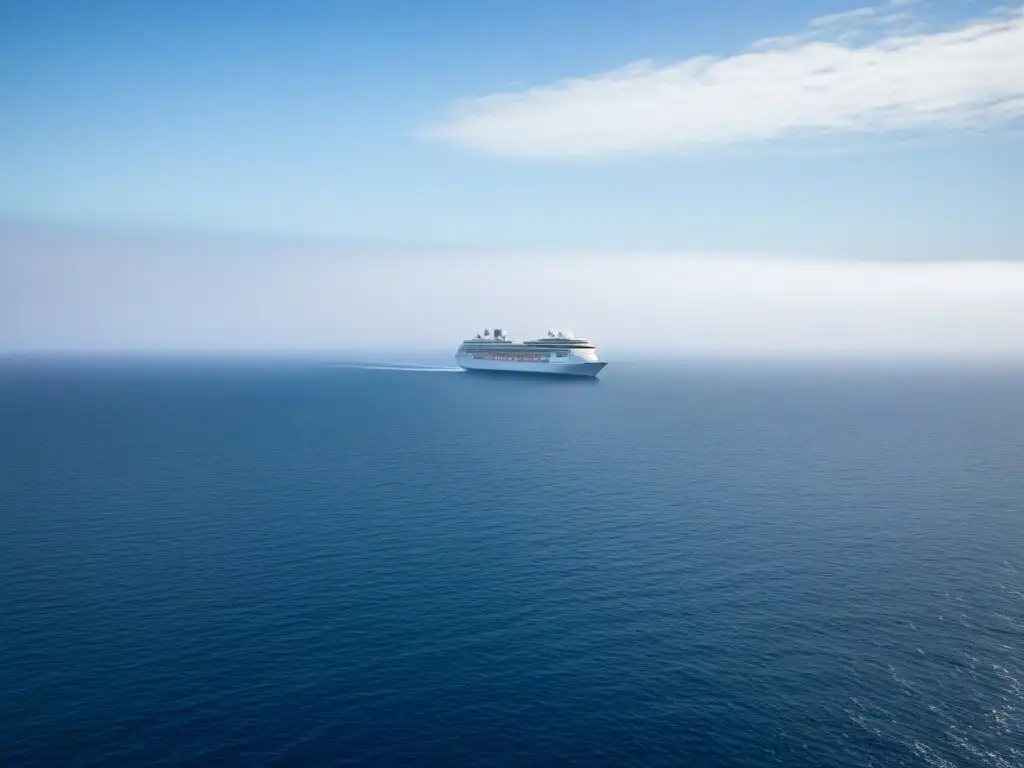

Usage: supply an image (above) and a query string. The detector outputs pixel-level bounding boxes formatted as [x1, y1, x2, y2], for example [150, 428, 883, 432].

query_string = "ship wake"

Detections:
[332, 362, 463, 373]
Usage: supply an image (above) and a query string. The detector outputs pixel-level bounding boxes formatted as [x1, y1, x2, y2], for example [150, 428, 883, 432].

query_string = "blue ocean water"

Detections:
[1, 359, 1021, 767]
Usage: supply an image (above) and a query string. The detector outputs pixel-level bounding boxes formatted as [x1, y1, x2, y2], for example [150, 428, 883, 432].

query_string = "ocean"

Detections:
[1, 358, 1021, 767]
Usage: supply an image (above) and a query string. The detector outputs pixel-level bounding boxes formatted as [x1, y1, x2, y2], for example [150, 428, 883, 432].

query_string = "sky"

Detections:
[1, 0, 1022, 356]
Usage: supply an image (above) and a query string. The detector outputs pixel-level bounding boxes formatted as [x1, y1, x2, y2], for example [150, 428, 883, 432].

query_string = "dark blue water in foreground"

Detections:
[2, 359, 1022, 767]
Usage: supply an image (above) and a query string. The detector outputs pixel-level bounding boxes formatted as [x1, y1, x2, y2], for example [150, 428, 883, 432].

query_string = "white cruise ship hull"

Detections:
[456, 355, 606, 378]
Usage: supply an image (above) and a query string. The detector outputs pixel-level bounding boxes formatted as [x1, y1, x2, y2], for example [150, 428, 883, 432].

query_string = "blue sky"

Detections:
[2, 0, 1023, 355]
[2, 0, 1021, 257]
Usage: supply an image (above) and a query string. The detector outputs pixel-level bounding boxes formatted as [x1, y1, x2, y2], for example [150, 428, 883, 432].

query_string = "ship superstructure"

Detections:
[456, 329, 607, 377]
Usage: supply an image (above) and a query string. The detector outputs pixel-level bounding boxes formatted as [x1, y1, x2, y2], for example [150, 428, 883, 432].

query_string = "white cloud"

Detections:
[427, 4, 1024, 158]
[809, 7, 877, 29]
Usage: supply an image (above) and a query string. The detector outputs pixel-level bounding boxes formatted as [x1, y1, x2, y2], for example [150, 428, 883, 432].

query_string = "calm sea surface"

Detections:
[1, 359, 1022, 767]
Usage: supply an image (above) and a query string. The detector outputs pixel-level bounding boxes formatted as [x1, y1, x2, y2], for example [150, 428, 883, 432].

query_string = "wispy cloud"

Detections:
[808, 7, 878, 30]
[426, 3, 1024, 158]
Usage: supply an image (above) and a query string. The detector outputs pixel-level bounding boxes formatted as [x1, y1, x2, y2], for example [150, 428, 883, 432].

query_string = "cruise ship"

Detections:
[456, 329, 607, 377]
